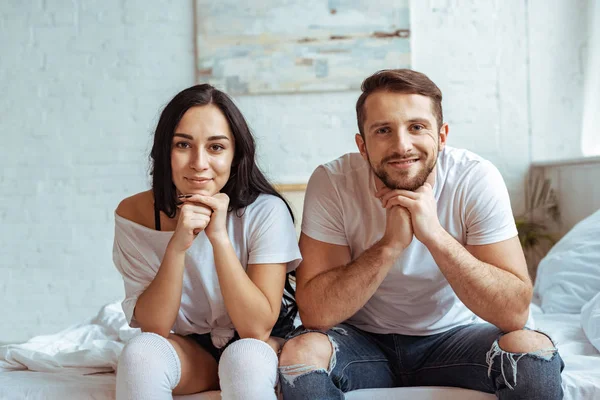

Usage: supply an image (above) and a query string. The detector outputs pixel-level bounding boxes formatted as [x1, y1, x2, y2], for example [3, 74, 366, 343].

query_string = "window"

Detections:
[581, 0, 600, 156]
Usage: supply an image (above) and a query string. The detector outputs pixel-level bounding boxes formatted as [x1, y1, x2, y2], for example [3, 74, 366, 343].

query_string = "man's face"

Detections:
[356, 91, 447, 191]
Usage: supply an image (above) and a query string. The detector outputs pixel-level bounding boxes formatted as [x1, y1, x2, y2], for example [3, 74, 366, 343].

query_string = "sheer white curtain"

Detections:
[582, 0, 600, 156]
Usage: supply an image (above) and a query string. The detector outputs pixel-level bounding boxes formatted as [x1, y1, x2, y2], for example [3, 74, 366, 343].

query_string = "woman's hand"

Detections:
[183, 193, 230, 243]
[168, 199, 213, 253]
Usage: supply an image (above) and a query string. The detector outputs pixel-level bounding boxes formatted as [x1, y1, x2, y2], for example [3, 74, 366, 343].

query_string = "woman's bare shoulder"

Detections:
[116, 190, 155, 229]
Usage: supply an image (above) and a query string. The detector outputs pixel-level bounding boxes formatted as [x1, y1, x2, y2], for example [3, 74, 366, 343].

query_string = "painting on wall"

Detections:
[195, 0, 410, 95]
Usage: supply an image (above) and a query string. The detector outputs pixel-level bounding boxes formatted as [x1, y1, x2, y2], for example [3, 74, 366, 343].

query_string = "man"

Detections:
[278, 69, 564, 399]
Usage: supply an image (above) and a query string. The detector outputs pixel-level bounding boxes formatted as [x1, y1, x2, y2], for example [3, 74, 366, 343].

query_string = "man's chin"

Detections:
[383, 166, 434, 191]
[384, 175, 427, 191]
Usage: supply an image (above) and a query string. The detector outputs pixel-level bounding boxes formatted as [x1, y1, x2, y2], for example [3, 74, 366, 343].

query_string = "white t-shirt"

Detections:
[301, 146, 518, 336]
[113, 194, 302, 347]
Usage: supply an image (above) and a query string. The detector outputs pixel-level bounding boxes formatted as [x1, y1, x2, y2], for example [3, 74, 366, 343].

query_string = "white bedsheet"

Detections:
[530, 304, 600, 400]
[582, 292, 600, 353]
[0, 302, 138, 374]
[1, 303, 599, 400]
[0, 371, 220, 400]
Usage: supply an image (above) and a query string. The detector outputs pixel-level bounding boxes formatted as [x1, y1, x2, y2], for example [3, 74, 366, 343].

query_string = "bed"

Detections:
[1, 302, 599, 400]
[2, 208, 599, 400]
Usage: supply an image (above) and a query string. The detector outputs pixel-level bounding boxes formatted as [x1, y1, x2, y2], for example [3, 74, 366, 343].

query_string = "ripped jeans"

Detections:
[279, 323, 564, 400]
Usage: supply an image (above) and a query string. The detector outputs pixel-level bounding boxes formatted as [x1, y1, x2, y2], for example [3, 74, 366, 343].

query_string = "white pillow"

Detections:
[533, 208, 600, 313]
[581, 291, 600, 353]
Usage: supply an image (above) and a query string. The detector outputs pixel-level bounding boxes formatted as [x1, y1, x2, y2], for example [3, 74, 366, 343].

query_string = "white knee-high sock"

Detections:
[218, 338, 279, 400]
[116, 332, 181, 400]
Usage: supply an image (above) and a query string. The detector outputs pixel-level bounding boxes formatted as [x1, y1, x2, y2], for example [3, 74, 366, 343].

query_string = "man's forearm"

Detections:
[298, 241, 401, 330]
[427, 230, 531, 331]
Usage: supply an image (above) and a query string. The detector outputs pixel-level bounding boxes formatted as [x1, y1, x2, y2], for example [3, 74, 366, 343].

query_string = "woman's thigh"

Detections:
[267, 336, 285, 354]
[168, 334, 219, 395]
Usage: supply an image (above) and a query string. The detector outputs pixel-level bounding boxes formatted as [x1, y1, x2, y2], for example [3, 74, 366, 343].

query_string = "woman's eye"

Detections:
[175, 142, 191, 149]
[210, 144, 224, 152]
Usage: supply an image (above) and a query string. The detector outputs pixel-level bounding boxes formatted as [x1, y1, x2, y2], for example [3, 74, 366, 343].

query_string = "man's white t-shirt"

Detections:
[301, 146, 518, 336]
[113, 194, 302, 347]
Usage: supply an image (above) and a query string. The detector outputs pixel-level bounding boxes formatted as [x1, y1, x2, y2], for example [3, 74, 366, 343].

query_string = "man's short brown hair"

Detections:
[356, 69, 443, 136]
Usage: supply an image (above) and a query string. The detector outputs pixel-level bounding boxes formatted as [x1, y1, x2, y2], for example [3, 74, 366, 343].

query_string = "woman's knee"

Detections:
[279, 332, 333, 369]
[220, 338, 278, 371]
[116, 333, 182, 398]
[218, 338, 279, 400]
[119, 332, 179, 367]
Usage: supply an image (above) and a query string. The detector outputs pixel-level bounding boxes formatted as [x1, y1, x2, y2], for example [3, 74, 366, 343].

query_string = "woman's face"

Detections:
[170, 104, 235, 196]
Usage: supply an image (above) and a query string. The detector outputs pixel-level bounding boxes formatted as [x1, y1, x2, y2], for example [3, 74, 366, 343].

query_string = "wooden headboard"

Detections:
[530, 156, 600, 237]
[276, 184, 307, 237]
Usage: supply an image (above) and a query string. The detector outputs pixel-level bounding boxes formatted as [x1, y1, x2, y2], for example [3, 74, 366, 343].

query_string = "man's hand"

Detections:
[378, 203, 413, 253]
[376, 182, 443, 246]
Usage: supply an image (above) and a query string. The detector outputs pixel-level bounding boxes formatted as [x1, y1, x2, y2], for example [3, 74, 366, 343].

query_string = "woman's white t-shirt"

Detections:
[301, 146, 518, 336]
[113, 193, 301, 347]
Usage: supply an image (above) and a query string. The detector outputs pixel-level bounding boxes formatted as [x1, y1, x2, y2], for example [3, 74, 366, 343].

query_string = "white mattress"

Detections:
[1, 306, 598, 400]
[0, 371, 220, 400]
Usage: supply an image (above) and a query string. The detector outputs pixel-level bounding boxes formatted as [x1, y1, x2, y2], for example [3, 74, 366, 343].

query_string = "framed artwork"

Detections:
[195, 0, 411, 95]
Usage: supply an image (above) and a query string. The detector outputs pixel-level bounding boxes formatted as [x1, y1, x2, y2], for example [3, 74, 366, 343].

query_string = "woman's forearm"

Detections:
[134, 246, 186, 337]
[211, 236, 279, 340]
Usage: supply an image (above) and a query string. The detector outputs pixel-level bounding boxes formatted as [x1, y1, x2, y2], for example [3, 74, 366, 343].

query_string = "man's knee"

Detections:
[498, 330, 555, 354]
[279, 332, 333, 369]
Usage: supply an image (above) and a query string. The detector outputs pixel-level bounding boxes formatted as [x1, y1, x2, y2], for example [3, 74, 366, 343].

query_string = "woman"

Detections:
[113, 84, 301, 400]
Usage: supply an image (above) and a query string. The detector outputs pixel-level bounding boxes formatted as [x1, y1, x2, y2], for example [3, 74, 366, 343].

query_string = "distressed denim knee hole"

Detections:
[279, 331, 339, 388]
[486, 330, 558, 390]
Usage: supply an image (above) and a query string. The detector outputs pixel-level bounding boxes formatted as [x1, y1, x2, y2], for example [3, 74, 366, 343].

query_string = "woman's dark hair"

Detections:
[150, 83, 298, 331]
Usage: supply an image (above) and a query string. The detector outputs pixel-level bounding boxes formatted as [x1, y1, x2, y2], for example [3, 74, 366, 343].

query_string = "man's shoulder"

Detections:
[436, 147, 506, 206]
[320, 152, 366, 173]
[439, 146, 498, 181]
[441, 146, 487, 167]
[316, 153, 370, 187]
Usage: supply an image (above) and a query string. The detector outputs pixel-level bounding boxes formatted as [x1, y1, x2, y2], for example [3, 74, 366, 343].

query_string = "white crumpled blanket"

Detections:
[0, 302, 139, 374]
[582, 291, 600, 353]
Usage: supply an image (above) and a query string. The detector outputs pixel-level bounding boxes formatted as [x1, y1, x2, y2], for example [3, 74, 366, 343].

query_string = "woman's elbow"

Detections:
[139, 324, 171, 338]
[237, 327, 272, 342]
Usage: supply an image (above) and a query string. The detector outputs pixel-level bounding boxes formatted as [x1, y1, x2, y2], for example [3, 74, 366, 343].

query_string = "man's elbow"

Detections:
[497, 306, 530, 333]
[298, 309, 334, 332]
[296, 290, 338, 331]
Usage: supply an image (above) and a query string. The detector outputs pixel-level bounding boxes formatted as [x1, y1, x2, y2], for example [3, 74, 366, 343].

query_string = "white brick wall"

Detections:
[412, 0, 532, 217]
[0, 0, 194, 343]
[0, 1, 589, 343]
